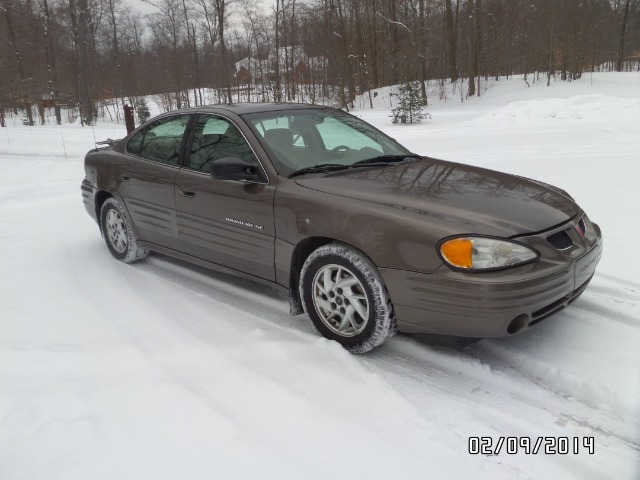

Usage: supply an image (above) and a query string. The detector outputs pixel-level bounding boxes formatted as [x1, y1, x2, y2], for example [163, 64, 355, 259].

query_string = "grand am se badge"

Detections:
[225, 217, 264, 230]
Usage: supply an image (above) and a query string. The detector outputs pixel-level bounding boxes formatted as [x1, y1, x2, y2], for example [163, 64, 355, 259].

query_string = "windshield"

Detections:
[243, 108, 413, 176]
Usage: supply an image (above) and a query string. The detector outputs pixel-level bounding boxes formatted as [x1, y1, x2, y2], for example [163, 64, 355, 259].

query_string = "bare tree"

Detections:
[106, 0, 124, 117]
[616, 0, 632, 71]
[2, 0, 34, 125]
[444, 0, 458, 82]
[274, 0, 282, 101]
[42, 0, 62, 124]
[239, 0, 267, 101]
[2, 0, 640, 119]
[546, 0, 555, 86]
[212, 0, 233, 103]
[467, 0, 477, 96]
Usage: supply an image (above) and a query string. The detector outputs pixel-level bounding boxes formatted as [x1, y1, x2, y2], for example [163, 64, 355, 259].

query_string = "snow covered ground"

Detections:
[1, 72, 639, 479]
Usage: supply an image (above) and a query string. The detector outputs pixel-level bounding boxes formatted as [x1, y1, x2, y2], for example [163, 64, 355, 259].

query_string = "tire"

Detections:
[99, 197, 149, 263]
[300, 242, 397, 353]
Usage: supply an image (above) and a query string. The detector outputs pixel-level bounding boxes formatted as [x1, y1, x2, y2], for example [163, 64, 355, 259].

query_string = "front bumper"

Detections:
[381, 216, 602, 337]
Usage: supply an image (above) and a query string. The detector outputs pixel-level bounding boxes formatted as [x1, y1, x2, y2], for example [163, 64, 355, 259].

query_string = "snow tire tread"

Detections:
[300, 242, 397, 353]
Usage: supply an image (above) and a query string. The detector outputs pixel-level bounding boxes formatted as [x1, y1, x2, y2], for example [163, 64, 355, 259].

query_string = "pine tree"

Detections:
[137, 97, 151, 124]
[391, 77, 430, 124]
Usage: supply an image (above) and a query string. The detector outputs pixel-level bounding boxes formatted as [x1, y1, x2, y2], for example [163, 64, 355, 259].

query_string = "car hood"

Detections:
[294, 158, 580, 237]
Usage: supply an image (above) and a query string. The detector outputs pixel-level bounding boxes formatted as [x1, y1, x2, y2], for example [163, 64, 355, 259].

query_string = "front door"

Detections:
[174, 114, 276, 281]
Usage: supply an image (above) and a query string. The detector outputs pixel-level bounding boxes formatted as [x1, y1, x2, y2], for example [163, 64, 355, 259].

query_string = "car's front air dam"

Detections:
[379, 250, 598, 337]
[506, 273, 594, 334]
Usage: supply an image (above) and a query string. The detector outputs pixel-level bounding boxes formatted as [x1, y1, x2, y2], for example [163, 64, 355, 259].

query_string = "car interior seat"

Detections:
[263, 128, 298, 167]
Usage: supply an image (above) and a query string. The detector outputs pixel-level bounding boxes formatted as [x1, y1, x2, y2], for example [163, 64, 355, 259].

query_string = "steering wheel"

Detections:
[329, 145, 351, 158]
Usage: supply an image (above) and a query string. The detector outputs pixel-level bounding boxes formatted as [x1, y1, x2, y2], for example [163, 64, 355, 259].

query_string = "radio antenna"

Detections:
[91, 122, 97, 149]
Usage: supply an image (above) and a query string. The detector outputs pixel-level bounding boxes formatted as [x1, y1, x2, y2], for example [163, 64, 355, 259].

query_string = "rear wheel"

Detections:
[300, 242, 396, 353]
[100, 197, 149, 263]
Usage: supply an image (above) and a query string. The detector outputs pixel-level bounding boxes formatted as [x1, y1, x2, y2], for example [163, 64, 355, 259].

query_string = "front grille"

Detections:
[547, 230, 573, 250]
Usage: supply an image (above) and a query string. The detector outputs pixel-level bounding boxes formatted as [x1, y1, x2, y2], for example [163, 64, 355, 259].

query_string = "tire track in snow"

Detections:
[363, 340, 639, 480]
[572, 297, 640, 330]
[373, 337, 640, 451]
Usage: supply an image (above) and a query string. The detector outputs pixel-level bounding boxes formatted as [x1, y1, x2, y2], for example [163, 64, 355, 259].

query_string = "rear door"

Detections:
[174, 114, 276, 281]
[119, 114, 192, 250]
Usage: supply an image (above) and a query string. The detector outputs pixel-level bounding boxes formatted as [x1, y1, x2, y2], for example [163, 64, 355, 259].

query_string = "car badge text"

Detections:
[225, 217, 264, 230]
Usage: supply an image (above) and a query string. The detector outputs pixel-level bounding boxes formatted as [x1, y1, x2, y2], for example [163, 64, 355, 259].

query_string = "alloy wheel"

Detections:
[105, 208, 128, 254]
[311, 264, 370, 337]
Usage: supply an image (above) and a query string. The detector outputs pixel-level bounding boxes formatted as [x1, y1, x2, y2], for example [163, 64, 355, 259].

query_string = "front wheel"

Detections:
[99, 197, 149, 263]
[300, 242, 397, 353]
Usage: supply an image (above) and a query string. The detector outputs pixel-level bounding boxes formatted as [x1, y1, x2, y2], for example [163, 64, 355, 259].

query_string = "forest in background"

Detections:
[1, 0, 639, 126]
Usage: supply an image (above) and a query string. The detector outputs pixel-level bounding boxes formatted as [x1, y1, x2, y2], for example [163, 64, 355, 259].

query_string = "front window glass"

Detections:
[126, 115, 190, 165]
[316, 117, 383, 151]
[187, 115, 262, 176]
[243, 108, 412, 176]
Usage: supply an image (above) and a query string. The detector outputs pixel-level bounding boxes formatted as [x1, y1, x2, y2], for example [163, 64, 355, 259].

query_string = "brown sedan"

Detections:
[81, 103, 602, 352]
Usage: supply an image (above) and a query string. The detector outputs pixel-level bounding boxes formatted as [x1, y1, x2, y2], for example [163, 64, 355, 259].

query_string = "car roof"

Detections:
[195, 102, 329, 115]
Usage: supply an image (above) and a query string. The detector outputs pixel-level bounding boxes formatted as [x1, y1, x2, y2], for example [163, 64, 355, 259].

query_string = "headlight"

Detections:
[439, 236, 538, 271]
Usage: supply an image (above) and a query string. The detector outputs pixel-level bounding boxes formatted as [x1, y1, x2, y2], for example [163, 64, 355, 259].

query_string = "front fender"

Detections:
[274, 178, 449, 287]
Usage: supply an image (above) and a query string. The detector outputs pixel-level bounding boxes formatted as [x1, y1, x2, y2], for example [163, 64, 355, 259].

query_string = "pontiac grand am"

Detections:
[81, 103, 602, 352]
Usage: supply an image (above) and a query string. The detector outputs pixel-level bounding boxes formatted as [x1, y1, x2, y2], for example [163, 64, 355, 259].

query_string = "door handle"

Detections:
[179, 186, 196, 198]
[121, 173, 130, 181]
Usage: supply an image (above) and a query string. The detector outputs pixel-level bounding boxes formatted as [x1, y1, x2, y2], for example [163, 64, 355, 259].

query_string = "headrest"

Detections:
[264, 128, 293, 147]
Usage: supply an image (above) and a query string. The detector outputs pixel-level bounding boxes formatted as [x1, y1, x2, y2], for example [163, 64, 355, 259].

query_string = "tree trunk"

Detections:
[243, 1, 266, 101]
[108, 0, 123, 119]
[445, 0, 458, 81]
[215, 0, 233, 104]
[283, 3, 290, 101]
[274, 0, 282, 102]
[42, 0, 61, 125]
[76, 0, 94, 124]
[370, 0, 379, 88]
[191, 23, 203, 105]
[547, 0, 555, 86]
[290, 0, 296, 100]
[418, 0, 428, 101]
[335, 0, 355, 103]
[181, 0, 198, 106]
[390, 0, 399, 85]
[2, 0, 34, 125]
[616, 0, 631, 71]
[467, 0, 476, 96]
[354, 0, 370, 97]
[475, 0, 481, 96]
[199, 0, 218, 100]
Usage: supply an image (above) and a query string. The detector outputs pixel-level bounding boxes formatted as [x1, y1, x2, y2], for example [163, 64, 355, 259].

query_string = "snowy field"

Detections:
[1, 72, 639, 479]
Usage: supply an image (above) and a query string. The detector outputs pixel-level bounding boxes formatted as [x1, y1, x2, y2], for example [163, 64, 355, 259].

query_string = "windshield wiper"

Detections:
[352, 154, 421, 167]
[288, 155, 421, 178]
[288, 163, 350, 178]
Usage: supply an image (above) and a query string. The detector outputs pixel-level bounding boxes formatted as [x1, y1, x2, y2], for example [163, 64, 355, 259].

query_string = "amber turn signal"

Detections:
[440, 238, 473, 268]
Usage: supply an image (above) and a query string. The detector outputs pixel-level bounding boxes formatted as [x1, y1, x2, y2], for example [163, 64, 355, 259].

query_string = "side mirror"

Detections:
[211, 157, 263, 182]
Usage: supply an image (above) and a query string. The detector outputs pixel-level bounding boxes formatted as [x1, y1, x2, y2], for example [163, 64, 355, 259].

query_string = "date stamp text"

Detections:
[468, 436, 595, 455]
